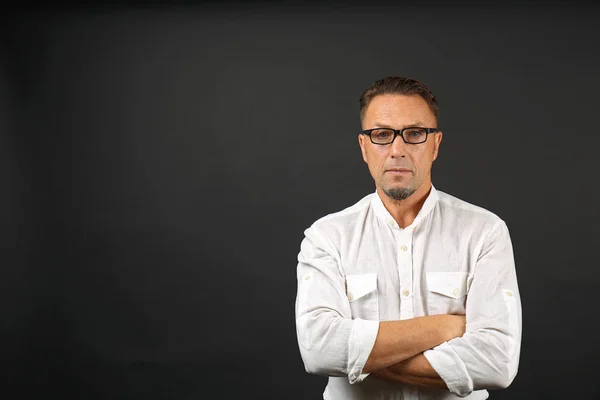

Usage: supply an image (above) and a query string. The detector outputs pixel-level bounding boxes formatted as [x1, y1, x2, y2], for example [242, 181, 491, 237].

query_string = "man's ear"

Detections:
[432, 131, 443, 161]
[358, 134, 368, 163]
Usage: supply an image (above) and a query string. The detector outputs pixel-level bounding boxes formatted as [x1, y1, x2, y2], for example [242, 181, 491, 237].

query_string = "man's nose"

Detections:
[389, 134, 408, 158]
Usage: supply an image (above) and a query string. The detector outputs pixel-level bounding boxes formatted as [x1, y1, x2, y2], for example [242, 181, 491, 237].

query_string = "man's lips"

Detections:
[386, 168, 412, 173]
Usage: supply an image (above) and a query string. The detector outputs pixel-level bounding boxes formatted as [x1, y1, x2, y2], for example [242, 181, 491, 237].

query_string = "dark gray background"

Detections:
[2, 1, 599, 399]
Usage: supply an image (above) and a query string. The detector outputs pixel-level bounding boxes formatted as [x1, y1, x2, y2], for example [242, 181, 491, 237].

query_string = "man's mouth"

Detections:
[386, 168, 412, 173]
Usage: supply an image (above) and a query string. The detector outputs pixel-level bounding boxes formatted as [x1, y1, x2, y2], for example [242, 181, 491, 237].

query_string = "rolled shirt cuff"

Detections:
[424, 341, 473, 397]
[347, 318, 379, 384]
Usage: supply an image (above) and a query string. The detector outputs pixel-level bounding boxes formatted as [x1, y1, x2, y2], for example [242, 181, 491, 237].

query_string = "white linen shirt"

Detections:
[295, 185, 522, 399]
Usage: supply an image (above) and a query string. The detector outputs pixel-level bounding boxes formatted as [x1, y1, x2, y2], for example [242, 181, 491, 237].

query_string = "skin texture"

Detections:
[359, 93, 462, 388]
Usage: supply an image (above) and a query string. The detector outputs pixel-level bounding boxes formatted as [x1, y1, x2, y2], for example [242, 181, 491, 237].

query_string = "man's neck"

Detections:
[377, 182, 432, 229]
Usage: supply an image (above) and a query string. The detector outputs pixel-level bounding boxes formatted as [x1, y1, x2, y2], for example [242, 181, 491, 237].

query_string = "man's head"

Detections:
[358, 77, 443, 202]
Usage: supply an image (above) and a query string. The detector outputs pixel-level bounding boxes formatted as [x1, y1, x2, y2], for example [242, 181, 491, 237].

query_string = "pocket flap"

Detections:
[346, 273, 377, 302]
[426, 271, 470, 299]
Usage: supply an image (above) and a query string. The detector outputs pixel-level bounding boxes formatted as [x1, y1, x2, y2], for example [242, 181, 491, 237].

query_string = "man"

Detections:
[294, 76, 522, 399]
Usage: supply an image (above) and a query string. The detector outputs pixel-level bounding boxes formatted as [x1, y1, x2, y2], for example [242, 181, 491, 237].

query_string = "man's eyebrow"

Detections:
[371, 121, 427, 128]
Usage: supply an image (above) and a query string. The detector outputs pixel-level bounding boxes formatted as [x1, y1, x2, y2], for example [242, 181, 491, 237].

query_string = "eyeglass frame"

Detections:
[361, 127, 440, 145]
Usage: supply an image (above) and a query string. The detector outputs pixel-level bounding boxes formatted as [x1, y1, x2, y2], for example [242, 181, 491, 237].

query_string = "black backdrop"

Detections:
[2, 1, 599, 399]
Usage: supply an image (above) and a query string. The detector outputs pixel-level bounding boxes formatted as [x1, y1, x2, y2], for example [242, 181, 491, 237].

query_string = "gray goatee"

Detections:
[383, 187, 416, 201]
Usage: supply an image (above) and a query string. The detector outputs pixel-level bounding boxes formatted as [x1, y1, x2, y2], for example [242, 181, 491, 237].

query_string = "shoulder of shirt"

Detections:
[307, 192, 374, 232]
[436, 189, 505, 227]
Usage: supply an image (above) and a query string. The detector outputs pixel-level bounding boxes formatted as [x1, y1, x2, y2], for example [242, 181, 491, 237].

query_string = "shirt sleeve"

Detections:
[423, 220, 522, 397]
[295, 225, 380, 384]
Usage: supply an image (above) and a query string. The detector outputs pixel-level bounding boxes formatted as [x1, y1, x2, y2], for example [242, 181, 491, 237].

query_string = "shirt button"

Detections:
[505, 291, 513, 297]
[388, 220, 395, 226]
[402, 289, 410, 296]
[348, 292, 354, 301]
[453, 288, 459, 296]
[400, 245, 407, 251]
[304, 275, 311, 280]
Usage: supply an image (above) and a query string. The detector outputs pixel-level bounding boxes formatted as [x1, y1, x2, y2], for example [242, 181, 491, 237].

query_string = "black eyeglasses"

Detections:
[362, 127, 440, 145]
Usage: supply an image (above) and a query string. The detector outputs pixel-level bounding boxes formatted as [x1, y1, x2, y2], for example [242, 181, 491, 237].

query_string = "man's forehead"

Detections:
[368, 93, 429, 109]
[364, 94, 435, 122]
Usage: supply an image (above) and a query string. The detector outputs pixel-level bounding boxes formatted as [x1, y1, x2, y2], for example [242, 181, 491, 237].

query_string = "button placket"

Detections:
[396, 230, 414, 319]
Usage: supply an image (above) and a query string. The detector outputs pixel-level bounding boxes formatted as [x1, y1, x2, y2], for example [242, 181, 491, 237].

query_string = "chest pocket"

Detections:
[346, 273, 379, 320]
[426, 271, 472, 316]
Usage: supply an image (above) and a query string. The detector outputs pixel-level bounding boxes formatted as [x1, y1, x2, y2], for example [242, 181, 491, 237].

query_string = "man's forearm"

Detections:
[363, 314, 465, 373]
[368, 353, 448, 389]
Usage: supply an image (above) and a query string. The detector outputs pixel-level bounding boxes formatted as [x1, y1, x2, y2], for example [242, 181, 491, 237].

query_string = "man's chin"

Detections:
[382, 186, 416, 201]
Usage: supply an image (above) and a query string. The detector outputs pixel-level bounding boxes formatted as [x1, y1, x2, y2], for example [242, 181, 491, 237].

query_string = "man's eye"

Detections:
[373, 130, 393, 138]
[405, 129, 425, 137]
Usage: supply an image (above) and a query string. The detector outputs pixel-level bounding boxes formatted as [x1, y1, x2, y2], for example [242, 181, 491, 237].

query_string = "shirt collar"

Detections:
[371, 184, 439, 230]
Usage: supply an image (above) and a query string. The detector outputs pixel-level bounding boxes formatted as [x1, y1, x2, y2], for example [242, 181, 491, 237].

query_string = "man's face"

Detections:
[359, 94, 442, 201]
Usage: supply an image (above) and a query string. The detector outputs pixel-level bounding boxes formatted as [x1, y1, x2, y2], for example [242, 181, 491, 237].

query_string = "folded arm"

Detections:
[295, 227, 466, 384]
[362, 315, 465, 373]
[367, 221, 522, 396]
[368, 353, 448, 389]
